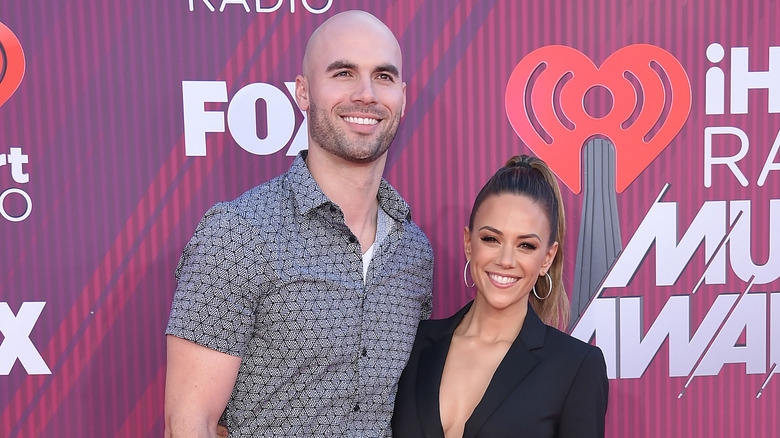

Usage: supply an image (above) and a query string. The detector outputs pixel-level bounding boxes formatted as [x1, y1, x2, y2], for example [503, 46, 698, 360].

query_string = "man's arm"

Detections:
[164, 335, 242, 438]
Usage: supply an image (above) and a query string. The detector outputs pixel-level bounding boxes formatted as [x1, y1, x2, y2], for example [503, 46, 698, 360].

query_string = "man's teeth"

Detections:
[343, 116, 379, 125]
[489, 274, 518, 284]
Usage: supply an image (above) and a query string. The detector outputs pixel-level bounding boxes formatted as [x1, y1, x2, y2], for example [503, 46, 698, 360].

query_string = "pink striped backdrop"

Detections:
[0, 1, 777, 436]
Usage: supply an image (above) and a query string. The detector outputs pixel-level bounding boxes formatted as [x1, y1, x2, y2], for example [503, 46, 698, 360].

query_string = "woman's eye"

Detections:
[480, 236, 498, 243]
[519, 242, 537, 250]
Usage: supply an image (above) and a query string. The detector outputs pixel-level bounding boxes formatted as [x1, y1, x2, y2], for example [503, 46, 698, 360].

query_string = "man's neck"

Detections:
[305, 147, 387, 252]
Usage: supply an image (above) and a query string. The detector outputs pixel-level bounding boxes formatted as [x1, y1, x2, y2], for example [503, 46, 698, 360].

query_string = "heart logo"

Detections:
[0, 22, 25, 110]
[505, 45, 691, 193]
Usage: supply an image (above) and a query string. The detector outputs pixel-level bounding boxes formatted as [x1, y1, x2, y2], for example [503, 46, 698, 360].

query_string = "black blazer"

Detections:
[392, 301, 608, 437]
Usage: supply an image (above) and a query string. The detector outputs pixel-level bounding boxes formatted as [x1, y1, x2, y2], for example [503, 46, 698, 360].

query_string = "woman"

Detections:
[392, 155, 608, 437]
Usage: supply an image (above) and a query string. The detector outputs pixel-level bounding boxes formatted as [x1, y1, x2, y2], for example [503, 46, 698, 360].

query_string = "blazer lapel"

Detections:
[414, 303, 472, 438]
[462, 304, 547, 438]
[415, 335, 450, 438]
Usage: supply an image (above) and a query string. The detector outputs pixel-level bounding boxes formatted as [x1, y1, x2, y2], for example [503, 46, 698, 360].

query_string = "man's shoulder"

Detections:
[224, 173, 289, 211]
[192, 173, 292, 236]
[399, 218, 432, 250]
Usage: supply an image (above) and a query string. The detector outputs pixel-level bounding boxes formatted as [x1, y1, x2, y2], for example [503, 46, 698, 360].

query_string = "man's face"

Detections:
[297, 19, 406, 164]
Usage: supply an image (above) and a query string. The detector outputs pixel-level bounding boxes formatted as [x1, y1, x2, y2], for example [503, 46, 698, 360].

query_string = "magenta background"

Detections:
[0, 1, 778, 436]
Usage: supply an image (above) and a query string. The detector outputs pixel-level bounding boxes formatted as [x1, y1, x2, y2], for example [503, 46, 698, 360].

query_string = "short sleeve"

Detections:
[165, 203, 262, 357]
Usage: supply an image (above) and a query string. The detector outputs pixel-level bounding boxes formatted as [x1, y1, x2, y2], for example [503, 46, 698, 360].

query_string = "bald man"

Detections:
[164, 10, 433, 437]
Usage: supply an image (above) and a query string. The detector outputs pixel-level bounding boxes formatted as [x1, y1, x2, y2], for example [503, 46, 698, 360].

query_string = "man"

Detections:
[164, 10, 434, 437]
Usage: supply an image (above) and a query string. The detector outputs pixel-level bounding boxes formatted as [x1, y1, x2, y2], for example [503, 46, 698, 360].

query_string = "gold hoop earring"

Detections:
[463, 260, 475, 288]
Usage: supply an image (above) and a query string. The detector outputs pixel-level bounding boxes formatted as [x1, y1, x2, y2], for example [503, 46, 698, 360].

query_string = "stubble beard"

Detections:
[307, 101, 401, 164]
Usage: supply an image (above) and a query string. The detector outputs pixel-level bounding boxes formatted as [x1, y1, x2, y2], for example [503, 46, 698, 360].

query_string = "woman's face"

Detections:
[464, 193, 558, 312]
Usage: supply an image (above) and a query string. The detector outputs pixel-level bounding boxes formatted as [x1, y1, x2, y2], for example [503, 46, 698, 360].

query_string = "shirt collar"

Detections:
[287, 151, 331, 216]
[287, 150, 411, 222]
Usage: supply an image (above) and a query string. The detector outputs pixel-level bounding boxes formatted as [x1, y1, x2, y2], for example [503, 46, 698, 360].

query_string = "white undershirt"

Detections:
[361, 206, 392, 283]
[362, 243, 375, 281]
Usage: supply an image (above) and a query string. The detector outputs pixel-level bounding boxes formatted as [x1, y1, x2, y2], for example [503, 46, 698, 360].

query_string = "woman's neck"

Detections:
[454, 298, 529, 344]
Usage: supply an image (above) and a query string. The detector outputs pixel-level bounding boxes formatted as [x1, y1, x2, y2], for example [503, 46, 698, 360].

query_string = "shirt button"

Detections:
[353, 403, 360, 412]
[349, 236, 357, 244]
[361, 347, 368, 357]
[329, 205, 337, 213]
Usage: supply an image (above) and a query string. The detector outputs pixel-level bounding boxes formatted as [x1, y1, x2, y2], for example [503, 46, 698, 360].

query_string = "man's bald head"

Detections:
[302, 10, 403, 78]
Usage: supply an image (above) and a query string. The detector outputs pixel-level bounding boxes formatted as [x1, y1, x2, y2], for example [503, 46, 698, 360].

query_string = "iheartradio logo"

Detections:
[505, 44, 691, 194]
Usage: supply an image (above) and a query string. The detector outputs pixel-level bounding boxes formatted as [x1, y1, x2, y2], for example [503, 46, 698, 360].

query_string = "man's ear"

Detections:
[401, 82, 407, 117]
[295, 75, 309, 111]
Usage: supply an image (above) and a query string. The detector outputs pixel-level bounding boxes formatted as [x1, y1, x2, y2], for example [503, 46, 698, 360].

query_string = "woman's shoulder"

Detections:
[540, 323, 606, 365]
[417, 301, 473, 335]
[415, 313, 458, 342]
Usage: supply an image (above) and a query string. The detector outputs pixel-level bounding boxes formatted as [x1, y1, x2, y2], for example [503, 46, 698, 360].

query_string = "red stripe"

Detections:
[114, 364, 166, 437]
[2, 13, 304, 435]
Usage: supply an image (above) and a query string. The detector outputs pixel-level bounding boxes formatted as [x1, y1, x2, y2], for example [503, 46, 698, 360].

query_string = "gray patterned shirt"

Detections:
[166, 151, 434, 437]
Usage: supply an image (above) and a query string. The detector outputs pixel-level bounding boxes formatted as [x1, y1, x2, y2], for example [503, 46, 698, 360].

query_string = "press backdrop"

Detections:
[1, 1, 778, 436]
